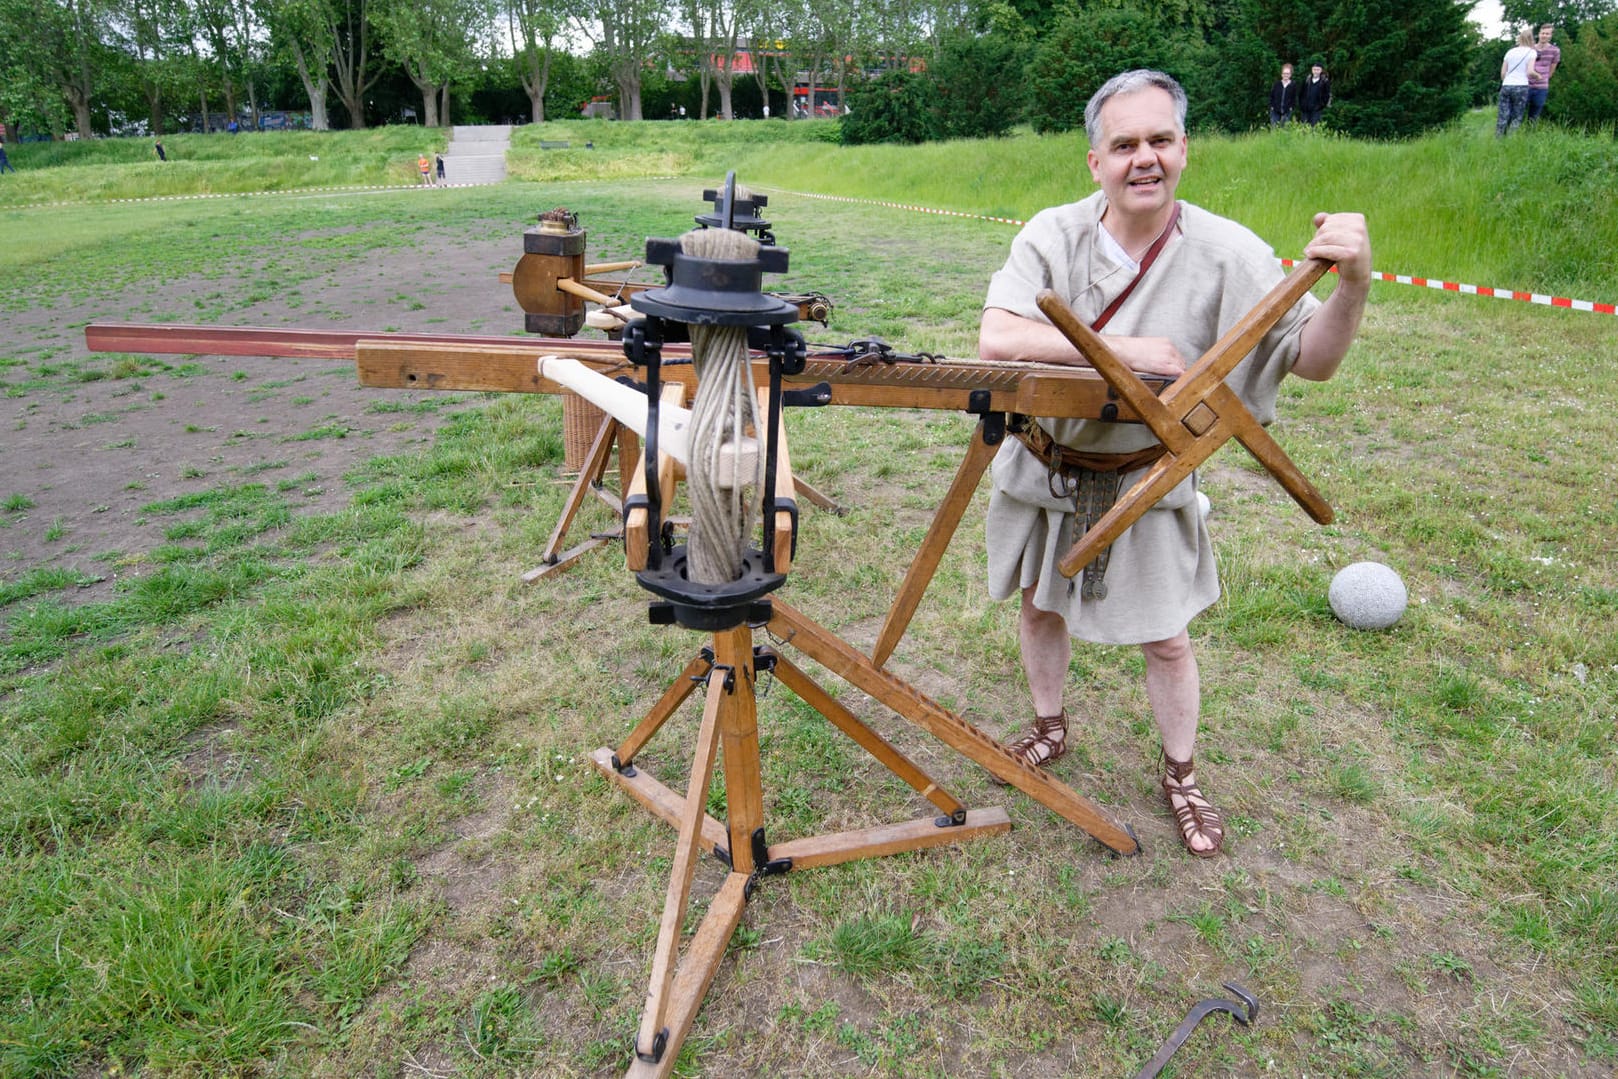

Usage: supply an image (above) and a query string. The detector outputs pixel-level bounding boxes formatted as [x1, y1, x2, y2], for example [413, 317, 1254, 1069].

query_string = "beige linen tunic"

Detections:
[983, 191, 1319, 644]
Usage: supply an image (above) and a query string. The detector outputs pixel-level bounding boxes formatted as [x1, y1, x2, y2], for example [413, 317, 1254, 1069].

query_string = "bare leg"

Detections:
[999, 585, 1071, 768]
[1142, 630, 1221, 855]
[1141, 629, 1198, 760]
[1019, 586, 1070, 719]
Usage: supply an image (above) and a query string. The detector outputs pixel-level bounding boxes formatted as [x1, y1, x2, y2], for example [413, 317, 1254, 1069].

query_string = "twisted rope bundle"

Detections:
[682, 228, 765, 584]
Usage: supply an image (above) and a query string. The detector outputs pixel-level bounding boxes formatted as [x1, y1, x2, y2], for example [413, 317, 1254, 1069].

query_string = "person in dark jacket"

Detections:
[1299, 63, 1332, 125]
[1268, 64, 1298, 127]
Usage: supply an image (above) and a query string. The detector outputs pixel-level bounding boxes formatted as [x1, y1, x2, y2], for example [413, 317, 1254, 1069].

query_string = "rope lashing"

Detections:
[681, 227, 765, 584]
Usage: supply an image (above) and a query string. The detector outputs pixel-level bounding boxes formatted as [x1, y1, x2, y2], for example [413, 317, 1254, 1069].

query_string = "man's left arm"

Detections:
[1292, 211, 1371, 382]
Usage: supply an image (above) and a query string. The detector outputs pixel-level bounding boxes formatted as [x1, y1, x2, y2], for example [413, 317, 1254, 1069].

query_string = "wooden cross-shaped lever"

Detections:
[1036, 257, 1336, 580]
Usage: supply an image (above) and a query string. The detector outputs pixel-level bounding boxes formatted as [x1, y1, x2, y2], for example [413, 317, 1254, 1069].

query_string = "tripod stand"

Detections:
[593, 616, 1013, 1077]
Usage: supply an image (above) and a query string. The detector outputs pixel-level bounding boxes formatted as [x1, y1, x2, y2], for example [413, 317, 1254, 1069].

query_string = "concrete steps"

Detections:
[440, 124, 512, 186]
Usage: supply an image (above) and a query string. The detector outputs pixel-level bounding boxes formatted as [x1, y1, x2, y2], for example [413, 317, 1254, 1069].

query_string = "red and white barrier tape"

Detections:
[783, 189, 1616, 317]
[1280, 258, 1614, 315]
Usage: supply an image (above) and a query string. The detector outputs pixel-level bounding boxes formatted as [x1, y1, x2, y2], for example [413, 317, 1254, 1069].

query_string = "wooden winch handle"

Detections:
[1034, 257, 1337, 579]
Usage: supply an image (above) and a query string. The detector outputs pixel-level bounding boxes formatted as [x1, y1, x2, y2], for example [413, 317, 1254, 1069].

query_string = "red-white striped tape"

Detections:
[782, 189, 1616, 317]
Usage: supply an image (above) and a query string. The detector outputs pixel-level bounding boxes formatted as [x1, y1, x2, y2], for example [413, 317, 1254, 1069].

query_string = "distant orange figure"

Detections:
[417, 154, 432, 185]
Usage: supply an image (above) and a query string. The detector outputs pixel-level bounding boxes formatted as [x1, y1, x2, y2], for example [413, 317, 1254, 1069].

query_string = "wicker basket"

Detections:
[561, 389, 607, 472]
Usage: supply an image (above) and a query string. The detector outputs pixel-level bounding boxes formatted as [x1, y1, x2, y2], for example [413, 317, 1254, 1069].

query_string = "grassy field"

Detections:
[1, 119, 1615, 1076]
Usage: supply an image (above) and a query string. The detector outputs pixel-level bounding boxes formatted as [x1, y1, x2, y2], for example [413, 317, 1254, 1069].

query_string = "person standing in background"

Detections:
[1268, 64, 1298, 127]
[1527, 24, 1561, 122]
[1299, 63, 1332, 126]
[1497, 29, 1537, 136]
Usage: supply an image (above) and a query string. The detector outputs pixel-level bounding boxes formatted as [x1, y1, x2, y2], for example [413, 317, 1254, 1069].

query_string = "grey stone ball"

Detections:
[1329, 561, 1407, 630]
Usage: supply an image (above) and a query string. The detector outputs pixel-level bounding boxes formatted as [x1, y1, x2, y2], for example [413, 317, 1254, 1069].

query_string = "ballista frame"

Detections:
[84, 195, 1334, 1075]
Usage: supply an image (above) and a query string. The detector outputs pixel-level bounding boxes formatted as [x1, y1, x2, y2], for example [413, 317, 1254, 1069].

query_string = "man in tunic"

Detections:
[978, 69, 1371, 856]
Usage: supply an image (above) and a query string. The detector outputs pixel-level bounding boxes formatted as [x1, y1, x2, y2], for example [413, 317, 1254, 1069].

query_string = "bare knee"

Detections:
[1020, 587, 1065, 627]
[1140, 630, 1193, 668]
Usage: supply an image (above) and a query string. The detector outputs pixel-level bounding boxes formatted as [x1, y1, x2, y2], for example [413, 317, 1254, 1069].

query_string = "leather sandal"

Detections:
[996, 711, 1067, 782]
[1161, 753, 1224, 858]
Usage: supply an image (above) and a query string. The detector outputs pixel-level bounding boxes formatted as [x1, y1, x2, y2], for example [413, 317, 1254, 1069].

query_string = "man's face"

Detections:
[1086, 87, 1187, 226]
[1539, 25, 1553, 43]
[1311, 65, 1323, 78]
[1282, 65, 1293, 80]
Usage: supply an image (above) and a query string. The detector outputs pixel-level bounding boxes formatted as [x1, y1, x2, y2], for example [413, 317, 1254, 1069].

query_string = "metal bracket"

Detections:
[636, 1027, 669, 1065]
[967, 389, 1006, 445]
[743, 827, 793, 900]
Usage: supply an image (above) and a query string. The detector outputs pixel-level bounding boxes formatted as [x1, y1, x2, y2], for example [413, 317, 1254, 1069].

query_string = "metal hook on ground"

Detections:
[1133, 982, 1259, 1079]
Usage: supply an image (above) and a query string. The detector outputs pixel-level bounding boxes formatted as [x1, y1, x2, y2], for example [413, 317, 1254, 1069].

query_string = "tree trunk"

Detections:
[290, 40, 332, 130]
[615, 71, 643, 120]
[520, 47, 550, 123]
[146, 89, 166, 137]
[67, 90, 94, 139]
[439, 85, 450, 125]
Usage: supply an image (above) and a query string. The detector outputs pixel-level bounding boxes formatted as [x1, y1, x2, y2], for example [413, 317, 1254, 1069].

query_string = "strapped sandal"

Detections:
[997, 711, 1068, 781]
[1161, 753, 1225, 858]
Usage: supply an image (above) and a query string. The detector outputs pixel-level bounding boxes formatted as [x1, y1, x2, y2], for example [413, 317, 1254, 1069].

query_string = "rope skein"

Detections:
[681, 228, 765, 584]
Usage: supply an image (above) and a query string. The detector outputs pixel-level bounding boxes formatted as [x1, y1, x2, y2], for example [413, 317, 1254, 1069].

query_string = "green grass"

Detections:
[0, 127, 443, 206]
[0, 125, 1615, 1075]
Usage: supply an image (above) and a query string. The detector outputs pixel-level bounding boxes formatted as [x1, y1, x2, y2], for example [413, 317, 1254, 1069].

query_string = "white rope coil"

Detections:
[681, 228, 765, 584]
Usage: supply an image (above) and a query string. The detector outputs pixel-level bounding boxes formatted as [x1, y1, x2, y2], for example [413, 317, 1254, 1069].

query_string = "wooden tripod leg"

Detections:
[634, 656, 730, 1065]
[791, 476, 845, 515]
[712, 625, 764, 875]
[613, 652, 713, 768]
[523, 415, 622, 582]
[770, 651, 967, 820]
[624, 871, 750, 1079]
[770, 598, 1139, 855]
[870, 420, 998, 668]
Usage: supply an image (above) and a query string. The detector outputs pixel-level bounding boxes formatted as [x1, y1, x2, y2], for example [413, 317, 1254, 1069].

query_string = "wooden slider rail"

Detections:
[84, 323, 1164, 422]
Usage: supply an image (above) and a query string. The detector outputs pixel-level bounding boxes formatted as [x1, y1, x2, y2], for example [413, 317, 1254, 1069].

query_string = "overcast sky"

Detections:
[1471, 0, 1508, 37]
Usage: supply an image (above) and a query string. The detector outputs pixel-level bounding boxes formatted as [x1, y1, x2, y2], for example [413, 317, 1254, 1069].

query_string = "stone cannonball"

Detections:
[1328, 561, 1407, 630]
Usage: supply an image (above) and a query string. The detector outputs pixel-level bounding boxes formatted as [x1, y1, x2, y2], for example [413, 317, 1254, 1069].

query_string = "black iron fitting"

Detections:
[742, 827, 793, 900]
[967, 390, 1007, 445]
[708, 662, 737, 693]
[636, 1028, 669, 1065]
[782, 382, 833, 408]
[934, 809, 968, 827]
[610, 753, 637, 777]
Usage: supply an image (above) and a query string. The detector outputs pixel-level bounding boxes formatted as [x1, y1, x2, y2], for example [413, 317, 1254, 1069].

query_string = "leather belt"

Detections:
[1013, 424, 1168, 601]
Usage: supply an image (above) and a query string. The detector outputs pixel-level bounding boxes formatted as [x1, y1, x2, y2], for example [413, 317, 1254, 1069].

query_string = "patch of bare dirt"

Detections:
[1, 217, 535, 606]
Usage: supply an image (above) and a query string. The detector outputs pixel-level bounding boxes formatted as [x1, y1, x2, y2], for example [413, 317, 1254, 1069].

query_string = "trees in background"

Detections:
[1, 0, 1614, 139]
[505, 0, 564, 121]
[374, 0, 492, 127]
[1545, 10, 1618, 125]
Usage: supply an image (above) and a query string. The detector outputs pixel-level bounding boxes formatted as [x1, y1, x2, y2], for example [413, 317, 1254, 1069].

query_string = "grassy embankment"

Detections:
[1, 117, 1614, 1076]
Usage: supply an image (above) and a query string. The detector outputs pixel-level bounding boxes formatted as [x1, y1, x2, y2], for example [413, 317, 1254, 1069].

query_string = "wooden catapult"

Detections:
[502, 191, 840, 580]
[85, 179, 1335, 1077]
